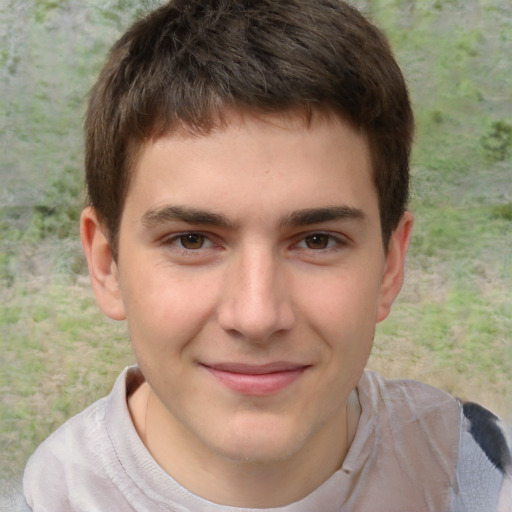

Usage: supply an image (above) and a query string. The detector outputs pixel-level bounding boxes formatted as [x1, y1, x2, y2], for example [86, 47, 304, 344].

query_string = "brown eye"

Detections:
[304, 234, 330, 249]
[179, 233, 205, 250]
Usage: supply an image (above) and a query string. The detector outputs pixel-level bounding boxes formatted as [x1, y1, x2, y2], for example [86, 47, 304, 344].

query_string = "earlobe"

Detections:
[376, 211, 414, 323]
[80, 207, 126, 321]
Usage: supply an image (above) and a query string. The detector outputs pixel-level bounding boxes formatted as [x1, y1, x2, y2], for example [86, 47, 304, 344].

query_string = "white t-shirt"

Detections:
[23, 367, 510, 511]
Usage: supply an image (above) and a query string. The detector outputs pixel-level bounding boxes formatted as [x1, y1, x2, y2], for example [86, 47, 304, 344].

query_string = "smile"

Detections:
[200, 362, 309, 396]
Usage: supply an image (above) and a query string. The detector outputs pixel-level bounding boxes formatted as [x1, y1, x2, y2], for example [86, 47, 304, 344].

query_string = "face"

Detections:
[84, 111, 411, 474]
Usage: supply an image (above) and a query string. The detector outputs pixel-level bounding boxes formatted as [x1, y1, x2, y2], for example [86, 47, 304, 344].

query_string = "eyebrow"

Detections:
[141, 204, 366, 230]
[280, 206, 366, 227]
[141, 205, 236, 230]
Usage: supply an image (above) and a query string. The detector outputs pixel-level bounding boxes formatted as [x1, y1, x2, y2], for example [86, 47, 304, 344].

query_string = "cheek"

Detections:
[298, 269, 380, 393]
[121, 268, 220, 353]
[300, 269, 382, 340]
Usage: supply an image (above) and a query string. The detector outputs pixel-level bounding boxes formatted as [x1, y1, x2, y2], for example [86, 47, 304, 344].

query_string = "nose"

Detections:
[217, 245, 296, 343]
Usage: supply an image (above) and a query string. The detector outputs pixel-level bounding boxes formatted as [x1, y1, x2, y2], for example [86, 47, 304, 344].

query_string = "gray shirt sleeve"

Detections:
[449, 413, 508, 512]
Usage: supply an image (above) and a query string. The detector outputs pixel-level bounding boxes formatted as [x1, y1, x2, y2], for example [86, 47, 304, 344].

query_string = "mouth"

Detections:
[200, 362, 310, 396]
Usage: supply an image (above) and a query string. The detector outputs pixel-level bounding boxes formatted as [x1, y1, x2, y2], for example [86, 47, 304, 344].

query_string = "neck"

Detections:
[129, 383, 359, 508]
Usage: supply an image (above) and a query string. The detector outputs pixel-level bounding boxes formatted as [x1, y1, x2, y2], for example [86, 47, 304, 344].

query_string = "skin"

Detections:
[81, 110, 413, 507]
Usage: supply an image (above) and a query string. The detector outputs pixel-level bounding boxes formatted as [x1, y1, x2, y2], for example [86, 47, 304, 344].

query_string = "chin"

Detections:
[211, 418, 307, 464]
[220, 440, 298, 465]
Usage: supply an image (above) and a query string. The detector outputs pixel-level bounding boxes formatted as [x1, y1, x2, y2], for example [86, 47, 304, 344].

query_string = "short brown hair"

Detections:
[85, 0, 414, 257]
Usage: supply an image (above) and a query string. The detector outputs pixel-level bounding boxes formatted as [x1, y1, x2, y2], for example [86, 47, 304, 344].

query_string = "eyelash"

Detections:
[160, 231, 347, 254]
[160, 232, 217, 253]
[293, 232, 347, 251]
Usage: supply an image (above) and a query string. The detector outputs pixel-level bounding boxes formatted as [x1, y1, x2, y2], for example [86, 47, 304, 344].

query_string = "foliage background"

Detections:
[1, 0, 511, 505]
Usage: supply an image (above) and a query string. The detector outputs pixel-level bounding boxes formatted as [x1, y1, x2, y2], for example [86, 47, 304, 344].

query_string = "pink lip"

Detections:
[201, 362, 309, 396]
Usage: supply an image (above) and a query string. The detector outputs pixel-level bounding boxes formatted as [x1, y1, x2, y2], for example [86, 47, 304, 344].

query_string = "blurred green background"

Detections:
[1, 0, 511, 502]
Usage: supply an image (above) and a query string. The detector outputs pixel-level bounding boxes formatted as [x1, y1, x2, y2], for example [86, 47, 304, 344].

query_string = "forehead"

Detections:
[124, 109, 378, 226]
[134, 106, 369, 171]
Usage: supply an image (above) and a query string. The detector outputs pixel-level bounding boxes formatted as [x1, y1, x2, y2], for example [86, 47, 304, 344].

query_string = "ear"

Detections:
[80, 206, 126, 320]
[376, 211, 414, 323]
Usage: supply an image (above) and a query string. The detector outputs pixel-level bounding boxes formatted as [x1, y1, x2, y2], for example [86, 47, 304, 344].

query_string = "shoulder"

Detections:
[23, 393, 110, 509]
[24, 391, 109, 462]
[361, 371, 511, 474]
[358, 370, 462, 445]
[23, 367, 136, 511]
[360, 369, 460, 415]
[359, 371, 512, 508]
[358, 371, 461, 470]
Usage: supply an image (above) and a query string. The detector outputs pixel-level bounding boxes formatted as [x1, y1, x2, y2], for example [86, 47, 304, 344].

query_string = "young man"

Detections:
[23, 0, 511, 510]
